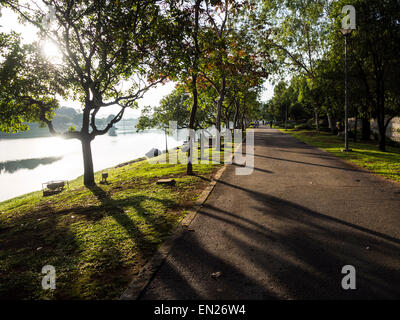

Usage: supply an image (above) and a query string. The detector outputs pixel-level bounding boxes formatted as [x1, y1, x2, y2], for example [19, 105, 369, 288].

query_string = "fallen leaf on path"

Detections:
[211, 271, 222, 279]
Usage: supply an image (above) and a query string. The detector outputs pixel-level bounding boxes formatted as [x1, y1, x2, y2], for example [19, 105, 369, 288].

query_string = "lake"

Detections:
[0, 130, 185, 202]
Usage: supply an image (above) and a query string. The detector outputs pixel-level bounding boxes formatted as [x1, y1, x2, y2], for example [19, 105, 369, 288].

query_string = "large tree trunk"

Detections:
[187, 74, 198, 175]
[327, 112, 332, 131]
[376, 91, 386, 151]
[233, 99, 239, 129]
[240, 110, 245, 131]
[378, 123, 386, 151]
[215, 77, 226, 151]
[327, 111, 336, 134]
[377, 110, 386, 152]
[315, 109, 320, 131]
[81, 137, 95, 186]
[361, 116, 371, 141]
[284, 104, 288, 130]
[353, 116, 358, 143]
[215, 78, 226, 132]
[186, 0, 201, 175]
[80, 99, 96, 186]
[378, 116, 395, 152]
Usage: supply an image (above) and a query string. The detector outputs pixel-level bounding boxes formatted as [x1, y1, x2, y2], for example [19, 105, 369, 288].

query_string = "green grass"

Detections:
[280, 129, 400, 183]
[0, 146, 233, 299]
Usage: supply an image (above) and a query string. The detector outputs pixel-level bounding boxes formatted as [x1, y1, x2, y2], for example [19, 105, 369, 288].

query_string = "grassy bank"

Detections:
[0, 147, 229, 299]
[280, 129, 400, 183]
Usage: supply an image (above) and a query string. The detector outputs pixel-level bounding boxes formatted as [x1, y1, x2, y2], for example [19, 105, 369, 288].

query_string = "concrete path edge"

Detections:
[120, 141, 244, 300]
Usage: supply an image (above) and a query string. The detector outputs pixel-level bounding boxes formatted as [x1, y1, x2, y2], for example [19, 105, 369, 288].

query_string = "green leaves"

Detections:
[0, 32, 61, 133]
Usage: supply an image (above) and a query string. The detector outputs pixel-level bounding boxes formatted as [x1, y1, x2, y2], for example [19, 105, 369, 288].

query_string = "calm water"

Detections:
[0, 131, 184, 202]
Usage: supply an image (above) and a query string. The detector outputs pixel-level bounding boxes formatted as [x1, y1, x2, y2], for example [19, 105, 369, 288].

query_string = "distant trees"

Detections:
[136, 0, 268, 173]
[255, 0, 331, 128]
[136, 87, 193, 132]
[261, 0, 400, 151]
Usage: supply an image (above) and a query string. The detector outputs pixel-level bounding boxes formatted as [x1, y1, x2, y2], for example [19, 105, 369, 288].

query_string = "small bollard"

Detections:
[100, 172, 109, 184]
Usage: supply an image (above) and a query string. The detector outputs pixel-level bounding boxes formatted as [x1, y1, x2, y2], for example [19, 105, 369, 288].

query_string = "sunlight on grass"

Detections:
[0, 145, 231, 299]
[281, 129, 400, 183]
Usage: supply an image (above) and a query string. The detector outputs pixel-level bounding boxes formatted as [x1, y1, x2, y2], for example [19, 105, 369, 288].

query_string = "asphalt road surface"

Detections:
[140, 127, 400, 300]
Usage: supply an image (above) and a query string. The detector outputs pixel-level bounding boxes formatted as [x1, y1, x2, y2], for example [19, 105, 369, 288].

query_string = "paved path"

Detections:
[140, 128, 400, 300]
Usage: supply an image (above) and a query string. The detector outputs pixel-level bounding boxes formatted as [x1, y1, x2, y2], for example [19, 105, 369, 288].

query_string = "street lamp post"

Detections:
[285, 104, 288, 130]
[341, 29, 352, 152]
[340, 5, 356, 152]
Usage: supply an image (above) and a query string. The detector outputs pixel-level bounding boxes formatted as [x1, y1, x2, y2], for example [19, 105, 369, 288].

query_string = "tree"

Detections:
[137, 87, 193, 132]
[181, 0, 202, 175]
[222, 22, 269, 129]
[198, 0, 236, 147]
[0, 32, 64, 133]
[255, 0, 331, 127]
[158, 0, 204, 175]
[332, 0, 400, 151]
[4, 0, 170, 185]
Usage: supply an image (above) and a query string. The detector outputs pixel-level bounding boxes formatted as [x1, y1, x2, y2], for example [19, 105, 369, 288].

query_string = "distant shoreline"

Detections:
[0, 128, 166, 140]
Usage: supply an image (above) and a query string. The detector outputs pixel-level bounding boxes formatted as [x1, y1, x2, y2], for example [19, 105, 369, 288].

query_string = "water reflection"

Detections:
[0, 131, 184, 202]
[0, 157, 63, 174]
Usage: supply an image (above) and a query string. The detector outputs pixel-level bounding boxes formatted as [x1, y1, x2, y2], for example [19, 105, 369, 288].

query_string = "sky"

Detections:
[0, 6, 273, 119]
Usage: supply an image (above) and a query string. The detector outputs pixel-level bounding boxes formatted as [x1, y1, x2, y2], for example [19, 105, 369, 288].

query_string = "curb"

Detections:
[120, 141, 244, 300]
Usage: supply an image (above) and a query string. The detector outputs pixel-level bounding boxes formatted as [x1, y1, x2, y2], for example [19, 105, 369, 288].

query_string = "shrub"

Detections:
[306, 118, 315, 127]
[294, 123, 311, 130]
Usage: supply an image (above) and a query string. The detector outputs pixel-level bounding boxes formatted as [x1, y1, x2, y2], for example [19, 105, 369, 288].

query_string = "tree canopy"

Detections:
[1, 0, 399, 187]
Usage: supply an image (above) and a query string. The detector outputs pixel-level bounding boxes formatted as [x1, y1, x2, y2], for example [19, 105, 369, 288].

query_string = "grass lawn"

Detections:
[0, 146, 232, 299]
[279, 129, 400, 183]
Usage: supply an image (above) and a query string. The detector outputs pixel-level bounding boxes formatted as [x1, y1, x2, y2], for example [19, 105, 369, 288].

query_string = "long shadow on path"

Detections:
[139, 129, 400, 300]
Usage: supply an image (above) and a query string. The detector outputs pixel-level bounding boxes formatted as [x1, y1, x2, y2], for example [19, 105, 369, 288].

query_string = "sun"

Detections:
[42, 41, 62, 64]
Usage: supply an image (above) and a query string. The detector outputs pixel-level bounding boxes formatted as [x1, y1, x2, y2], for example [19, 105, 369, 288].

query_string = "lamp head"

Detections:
[340, 28, 353, 36]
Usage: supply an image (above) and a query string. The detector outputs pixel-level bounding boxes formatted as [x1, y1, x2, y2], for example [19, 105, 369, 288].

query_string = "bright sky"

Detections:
[0, 6, 273, 119]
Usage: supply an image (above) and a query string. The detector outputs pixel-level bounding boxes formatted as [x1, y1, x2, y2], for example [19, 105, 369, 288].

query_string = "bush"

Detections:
[294, 123, 312, 130]
[371, 131, 400, 147]
[306, 118, 315, 127]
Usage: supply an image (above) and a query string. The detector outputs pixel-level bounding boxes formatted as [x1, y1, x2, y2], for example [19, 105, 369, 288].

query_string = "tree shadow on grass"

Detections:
[351, 149, 400, 160]
[0, 212, 83, 299]
[87, 184, 179, 254]
[0, 183, 183, 299]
